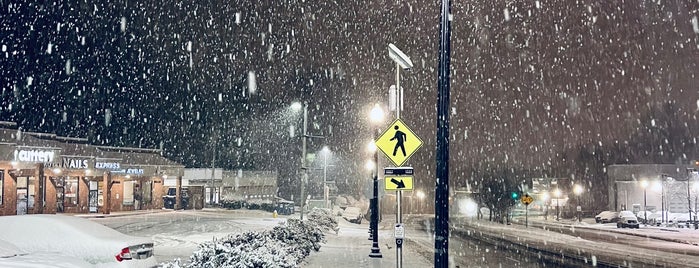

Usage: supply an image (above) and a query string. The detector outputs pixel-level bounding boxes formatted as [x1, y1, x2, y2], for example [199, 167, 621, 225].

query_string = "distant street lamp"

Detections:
[291, 102, 323, 220]
[553, 189, 561, 221]
[640, 180, 649, 225]
[416, 190, 426, 214]
[653, 180, 664, 224]
[574, 184, 583, 222]
[542, 192, 550, 221]
[321, 146, 330, 209]
[368, 104, 384, 258]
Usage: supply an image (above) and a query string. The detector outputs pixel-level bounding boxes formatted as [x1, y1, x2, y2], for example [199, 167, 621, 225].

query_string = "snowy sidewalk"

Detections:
[303, 219, 433, 268]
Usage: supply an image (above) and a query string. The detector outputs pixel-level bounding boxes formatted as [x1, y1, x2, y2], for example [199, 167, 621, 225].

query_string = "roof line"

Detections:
[95, 145, 163, 153]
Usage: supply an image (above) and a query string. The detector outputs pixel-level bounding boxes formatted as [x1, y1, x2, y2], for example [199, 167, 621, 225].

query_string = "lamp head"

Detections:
[388, 43, 413, 70]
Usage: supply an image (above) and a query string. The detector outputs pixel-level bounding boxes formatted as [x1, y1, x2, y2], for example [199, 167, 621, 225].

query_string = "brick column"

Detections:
[103, 171, 111, 215]
[175, 176, 182, 210]
[36, 164, 44, 214]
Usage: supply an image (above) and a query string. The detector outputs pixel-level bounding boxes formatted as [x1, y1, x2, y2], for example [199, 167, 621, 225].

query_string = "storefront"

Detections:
[0, 122, 185, 216]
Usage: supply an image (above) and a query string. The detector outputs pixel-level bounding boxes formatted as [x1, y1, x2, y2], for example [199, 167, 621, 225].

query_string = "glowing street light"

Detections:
[370, 104, 385, 124]
[414, 190, 426, 214]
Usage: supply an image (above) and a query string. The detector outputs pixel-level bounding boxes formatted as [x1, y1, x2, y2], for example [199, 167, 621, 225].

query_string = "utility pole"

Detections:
[210, 130, 217, 205]
[435, 0, 452, 266]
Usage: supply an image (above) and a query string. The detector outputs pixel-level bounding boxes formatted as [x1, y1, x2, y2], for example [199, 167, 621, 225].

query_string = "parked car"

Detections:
[669, 213, 690, 223]
[595, 211, 619, 223]
[0, 239, 94, 268]
[617, 215, 640, 228]
[636, 211, 652, 223]
[648, 210, 672, 225]
[342, 207, 363, 224]
[618, 210, 635, 218]
[0, 215, 156, 268]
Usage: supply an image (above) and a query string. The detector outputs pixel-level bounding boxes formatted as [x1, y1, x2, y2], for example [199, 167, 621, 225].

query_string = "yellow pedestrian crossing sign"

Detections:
[375, 119, 423, 167]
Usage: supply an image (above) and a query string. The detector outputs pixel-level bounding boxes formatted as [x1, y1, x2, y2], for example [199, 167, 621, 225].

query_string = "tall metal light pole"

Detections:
[641, 180, 648, 225]
[388, 43, 413, 268]
[369, 104, 384, 258]
[291, 102, 311, 220]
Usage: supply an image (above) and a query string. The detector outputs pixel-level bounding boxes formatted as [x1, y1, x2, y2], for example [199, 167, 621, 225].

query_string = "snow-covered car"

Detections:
[617, 215, 640, 228]
[618, 210, 635, 218]
[0, 215, 156, 268]
[669, 213, 690, 224]
[0, 239, 93, 268]
[636, 211, 652, 223]
[648, 211, 671, 225]
[595, 211, 619, 223]
[342, 207, 363, 224]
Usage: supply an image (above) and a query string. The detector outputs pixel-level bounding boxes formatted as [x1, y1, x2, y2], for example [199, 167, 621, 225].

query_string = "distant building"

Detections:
[183, 168, 223, 204]
[220, 170, 278, 202]
[607, 164, 699, 213]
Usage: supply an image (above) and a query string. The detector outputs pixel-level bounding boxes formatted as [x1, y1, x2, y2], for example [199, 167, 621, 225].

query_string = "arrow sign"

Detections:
[391, 178, 406, 189]
[385, 176, 413, 191]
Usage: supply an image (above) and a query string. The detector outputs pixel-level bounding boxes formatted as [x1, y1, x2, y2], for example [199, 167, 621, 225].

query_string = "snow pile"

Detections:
[161, 208, 338, 268]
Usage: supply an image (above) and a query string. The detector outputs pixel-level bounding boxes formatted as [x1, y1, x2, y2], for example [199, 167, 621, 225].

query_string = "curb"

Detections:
[72, 209, 173, 219]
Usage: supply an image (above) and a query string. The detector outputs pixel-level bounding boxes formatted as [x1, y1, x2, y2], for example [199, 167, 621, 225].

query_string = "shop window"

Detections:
[142, 181, 153, 205]
[64, 177, 79, 207]
[123, 181, 135, 205]
[16, 177, 36, 209]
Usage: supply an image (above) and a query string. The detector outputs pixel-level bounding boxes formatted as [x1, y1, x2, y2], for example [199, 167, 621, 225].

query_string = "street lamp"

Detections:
[321, 146, 330, 209]
[368, 104, 384, 258]
[290, 101, 323, 221]
[640, 180, 649, 225]
[388, 44, 412, 267]
[553, 189, 561, 221]
[652, 180, 663, 224]
[574, 185, 583, 222]
[416, 190, 426, 214]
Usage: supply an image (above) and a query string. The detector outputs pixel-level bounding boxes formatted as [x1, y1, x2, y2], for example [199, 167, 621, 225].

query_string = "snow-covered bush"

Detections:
[160, 209, 338, 268]
[306, 208, 339, 234]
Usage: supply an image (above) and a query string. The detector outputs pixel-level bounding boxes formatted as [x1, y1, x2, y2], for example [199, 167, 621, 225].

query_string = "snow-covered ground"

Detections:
[455, 216, 699, 267]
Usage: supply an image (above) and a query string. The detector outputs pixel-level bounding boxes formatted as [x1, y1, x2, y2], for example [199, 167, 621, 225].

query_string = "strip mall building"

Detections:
[0, 122, 185, 216]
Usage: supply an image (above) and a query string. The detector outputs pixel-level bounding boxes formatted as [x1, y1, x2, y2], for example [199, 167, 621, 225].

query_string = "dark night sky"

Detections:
[1, 1, 698, 200]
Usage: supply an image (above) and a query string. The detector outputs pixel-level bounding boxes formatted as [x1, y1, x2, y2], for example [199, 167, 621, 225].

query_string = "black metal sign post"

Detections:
[435, 0, 452, 266]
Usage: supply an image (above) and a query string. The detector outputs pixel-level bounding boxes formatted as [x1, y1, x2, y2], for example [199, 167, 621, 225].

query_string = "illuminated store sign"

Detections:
[45, 157, 90, 169]
[95, 162, 121, 170]
[14, 149, 55, 163]
[113, 168, 144, 175]
[62, 158, 89, 169]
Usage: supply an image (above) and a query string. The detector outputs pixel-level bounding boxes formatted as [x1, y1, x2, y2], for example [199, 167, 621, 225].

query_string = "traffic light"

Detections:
[511, 192, 519, 200]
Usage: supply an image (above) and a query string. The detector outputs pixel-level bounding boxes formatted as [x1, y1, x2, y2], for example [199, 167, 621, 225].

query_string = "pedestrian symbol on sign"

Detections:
[391, 125, 407, 157]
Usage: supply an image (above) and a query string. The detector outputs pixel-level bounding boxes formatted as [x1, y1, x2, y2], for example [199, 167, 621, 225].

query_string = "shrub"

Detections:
[160, 207, 339, 268]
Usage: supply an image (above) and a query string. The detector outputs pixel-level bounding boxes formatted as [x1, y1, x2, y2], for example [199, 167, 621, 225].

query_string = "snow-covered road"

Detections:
[92, 209, 286, 263]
